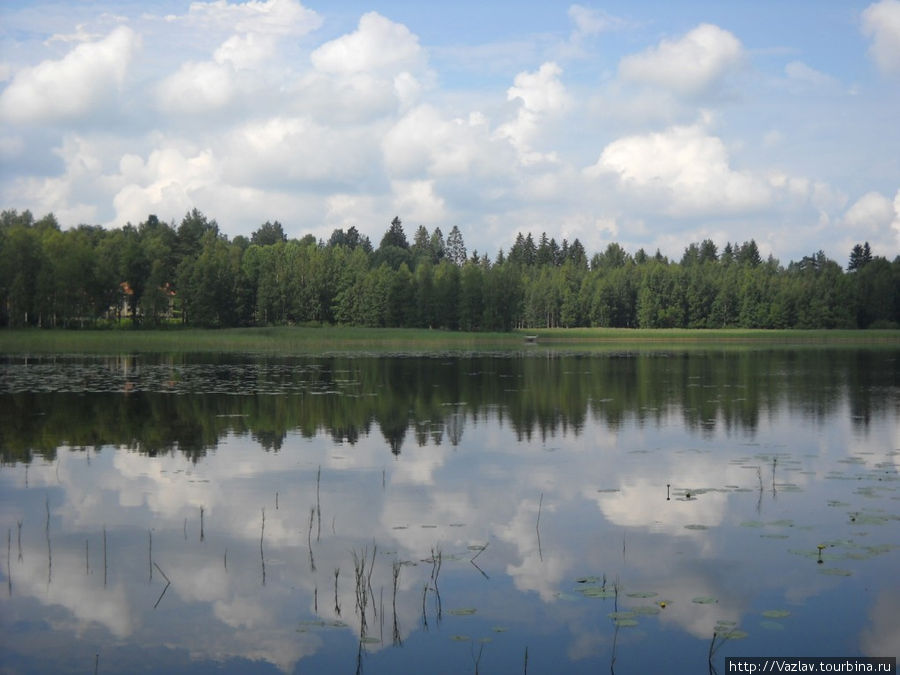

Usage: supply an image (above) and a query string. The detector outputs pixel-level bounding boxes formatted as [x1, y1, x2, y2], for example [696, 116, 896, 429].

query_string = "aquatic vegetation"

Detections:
[761, 610, 791, 618]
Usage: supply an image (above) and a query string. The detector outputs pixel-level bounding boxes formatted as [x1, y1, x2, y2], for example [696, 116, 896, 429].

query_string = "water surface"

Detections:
[1, 350, 898, 673]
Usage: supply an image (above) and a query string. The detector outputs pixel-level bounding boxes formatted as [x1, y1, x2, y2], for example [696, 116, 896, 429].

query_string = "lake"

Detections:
[1, 349, 898, 673]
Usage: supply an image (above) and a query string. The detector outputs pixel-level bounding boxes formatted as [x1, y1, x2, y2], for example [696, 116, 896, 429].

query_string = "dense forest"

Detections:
[0, 208, 897, 330]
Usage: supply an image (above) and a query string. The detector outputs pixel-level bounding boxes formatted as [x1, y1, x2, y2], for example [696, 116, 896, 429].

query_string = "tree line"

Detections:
[0, 208, 897, 330]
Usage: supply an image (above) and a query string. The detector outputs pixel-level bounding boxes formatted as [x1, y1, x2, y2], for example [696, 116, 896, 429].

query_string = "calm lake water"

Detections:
[1, 349, 898, 674]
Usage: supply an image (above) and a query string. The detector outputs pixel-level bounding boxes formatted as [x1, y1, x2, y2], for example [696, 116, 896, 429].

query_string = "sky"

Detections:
[1, 0, 898, 265]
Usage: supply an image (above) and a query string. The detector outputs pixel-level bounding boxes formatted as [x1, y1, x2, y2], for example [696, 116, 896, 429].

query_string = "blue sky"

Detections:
[1, 0, 898, 264]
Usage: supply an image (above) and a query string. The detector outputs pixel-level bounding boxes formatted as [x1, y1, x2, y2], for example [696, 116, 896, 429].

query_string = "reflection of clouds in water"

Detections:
[498, 496, 568, 602]
[9, 543, 134, 639]
[861, 588, 900, 658]
[3, 371, 899, 674]
[593, 479, 729, 534]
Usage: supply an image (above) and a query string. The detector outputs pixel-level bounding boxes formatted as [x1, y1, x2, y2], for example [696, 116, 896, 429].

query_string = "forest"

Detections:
[0, 208, 897, 331]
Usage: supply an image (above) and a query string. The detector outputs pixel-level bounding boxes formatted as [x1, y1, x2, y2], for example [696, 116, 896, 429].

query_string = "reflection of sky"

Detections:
[1, 361, 899, 673]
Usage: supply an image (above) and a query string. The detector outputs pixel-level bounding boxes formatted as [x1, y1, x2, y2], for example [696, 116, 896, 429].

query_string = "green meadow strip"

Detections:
[1, 326, 896, 355]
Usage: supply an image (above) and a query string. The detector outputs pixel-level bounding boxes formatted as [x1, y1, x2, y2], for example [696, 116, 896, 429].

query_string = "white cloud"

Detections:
[619, 23, 744, 96]
[844, 190, 895, 229]
[784, 60, 838, 88]
[862, 0, 900, 75]
[112, 146, 220, 225]
[895, 189, 900, 248]
[568, 4, 623, 37]
[180, 0, 321, 37]
[156, 60, 238, 114]
[496, 62, 570, 163]
[45, 24, 103, 45]
[311, 12, 423, 75]
[214, 32, 276, 69]
[222, 115, 374, 187]
[586, 122, 771, 216]
[382, 104, 502, 179]
[842, 189, 900, 253]
[0, 26, 139, 123]
[391, 178, 446, 224]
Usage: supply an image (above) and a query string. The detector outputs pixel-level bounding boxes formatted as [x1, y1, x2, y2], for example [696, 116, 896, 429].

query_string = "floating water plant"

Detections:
[449, 608, 477, 616]
[761, 609, 790, 618]
[692, 596, 718, 604]
[579, 587, 617, 598]
[631, 606, 661, 616]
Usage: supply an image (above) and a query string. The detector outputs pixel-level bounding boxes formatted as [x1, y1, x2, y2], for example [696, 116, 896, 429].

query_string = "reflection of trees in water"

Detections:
[1, 350, 894, 463]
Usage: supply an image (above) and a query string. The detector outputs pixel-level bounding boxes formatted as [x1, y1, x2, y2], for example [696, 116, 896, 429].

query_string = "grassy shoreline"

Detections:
[0, 326, 898, 354]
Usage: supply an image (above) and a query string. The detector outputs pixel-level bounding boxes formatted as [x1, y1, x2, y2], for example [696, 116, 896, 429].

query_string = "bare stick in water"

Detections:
[45, 496, 51, 584]
[260, 508, 266, 586]
[316, 466, 322, 542]
[536, 492, 544, 562]
[334, 567, 341, 616]
[307, 507, 316, 572]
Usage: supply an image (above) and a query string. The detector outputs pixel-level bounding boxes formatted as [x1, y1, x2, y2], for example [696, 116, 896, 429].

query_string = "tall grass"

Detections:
[0, 325, 896, 354]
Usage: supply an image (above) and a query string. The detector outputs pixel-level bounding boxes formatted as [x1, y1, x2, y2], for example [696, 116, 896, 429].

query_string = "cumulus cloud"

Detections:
[619, 23, 744, 96]
[311, 12, 423, 75]
[112, 146, 220, 226]
[496, 62, 570, 164]
[222, 115, 374, 187]
[586, 121, 770, 216]
[382, 105, 503, 179]
[843, 189, 900, 252]
[845, 190, 896, 229]
[861, 0, 900, 75]
[0, 26, 139, 123]
[156, 60, 238, 114]
[213, 32, 276, 69]
[391, 178, 446, 223]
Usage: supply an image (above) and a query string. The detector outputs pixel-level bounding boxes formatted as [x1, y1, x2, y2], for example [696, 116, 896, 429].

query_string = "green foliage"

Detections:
[1, 210, 896, 332]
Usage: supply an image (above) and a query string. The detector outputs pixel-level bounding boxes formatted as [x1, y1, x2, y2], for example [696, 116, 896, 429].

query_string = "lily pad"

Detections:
[449, 608, 477, 616]
[626, 591, 658, 598]
[608, 611, 636, 620]
[360, 636, 381, 644]
[579, 587, 617, 598]
[631, 605, 661, 615]
[721, 630, 749, 640]
[684, 524, 709, 530]
[692, 596, 718, 604]
[818, 568, 852, 576]
[614, 618, 639, 627]
[761, 609, 790, 618]
[450, 635, 470, 642]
